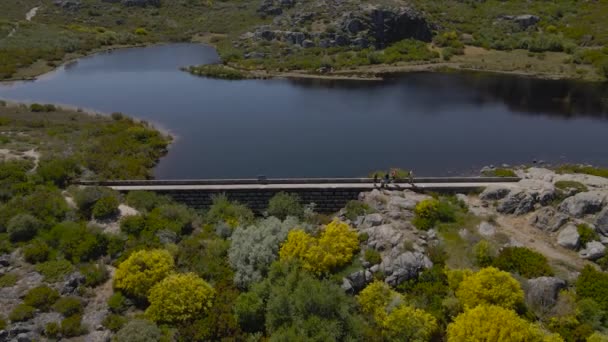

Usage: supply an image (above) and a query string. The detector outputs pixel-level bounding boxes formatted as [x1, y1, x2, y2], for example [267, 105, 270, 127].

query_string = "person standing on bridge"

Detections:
[408, 170, 415, 188]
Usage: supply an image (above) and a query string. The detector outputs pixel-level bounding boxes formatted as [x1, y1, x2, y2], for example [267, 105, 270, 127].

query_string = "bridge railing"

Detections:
[73, 176, 521, 187]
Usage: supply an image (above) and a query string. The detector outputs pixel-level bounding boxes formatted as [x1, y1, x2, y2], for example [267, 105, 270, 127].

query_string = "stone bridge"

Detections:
[75, 177, 520, 213]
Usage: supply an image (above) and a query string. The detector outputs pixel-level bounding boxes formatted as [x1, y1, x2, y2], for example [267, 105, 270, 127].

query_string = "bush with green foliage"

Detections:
[9, 304, 35, 322]
[187, 64, 250, 80]
[115, 319, 162, 342]
[23, 285, 59, 311]
[44, 221, 107, 263]
[577, 265, 608, 312]
[61, 314, 87, 337]
[456, 267, 524, 310]
[108, 292, 129, 314]
[7, 213, 41, 241]
[176, 232, 233, 284]
[481, 168, 517, 177]
[45, 322, 60, 338]
[0, 273, 18, 287]
[578, 224, 599, 246]
[364, 249, 382, 265]
[92, 195, 120, 220]
[145, 273, 215, 323]
[205, 194, 254, 227]
[267, 192, 304, 219]
[0, 315, 5, 330]
[103, 313, 128, 332]
[279, 219, 359, 275]
[555, 180, 588, 194]
[493, 247, 553, 278]
[37, 158, 80, 187]
[35, 259, 74, 282]
[412, 198, 457, 230]
[22, 239, 51, 264]
[53, 296, 84, 317]
[125, 191, 170, 212]
[114, 249, 175, 299]
[235, 262, 366, 339]
[473, 240, 495, 267]
[145, 204, 195, 236]
[588, 332, 608, 342]
[556, 165, 608, 179]
[344, 200, 374, 221]
[73, 186, 118, 218]
[120, 214, 146, 236]
[79, 262, 109, 287]
[229, 216, 304, 288]
[3, 187, 68, 228]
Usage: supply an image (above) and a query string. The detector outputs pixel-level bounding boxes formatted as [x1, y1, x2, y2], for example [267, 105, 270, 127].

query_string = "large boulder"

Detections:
[579, 241, 606, 260]
[557, 225, 580, 250]
[258, 0, 293, 16]
[53, 0, 81, 10]
[363, 224, 404, 251]
[526, 277, 566, 312]
[530, 207, 569, 232]
[478, 221, 496, 237]
[382, 251, 432, 287]
[342, 270, 374, 293]
[480, 185, 512, 201]
[61, 272, 86, 295]
[497, 190, 535, 215]
[558, 191, 606, 218]
[362, 213, 384, 227]
[596, 207, 608, 236]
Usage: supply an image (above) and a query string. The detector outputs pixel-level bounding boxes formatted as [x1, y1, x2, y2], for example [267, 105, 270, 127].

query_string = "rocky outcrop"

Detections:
[53, 0, 81, 10]
[526, 277, 566, 312]
[61, 272, 86, 295]
[339, 6, 433, 48]
[341, 270, 374, 293]
[497, 190, 535, 215]
[478, 221, 496, 237]
[558, 191, 606, 218]
[530, 207, 569, 232]
[362, 213, 384, 227]
[121, 0, 161, 7]
[500, 14, 540, 29]
[257, 0, 294, 17]
[579, 241, 606, 260]
[557, 225, 580, 250]
[596, 207, 608, 236]
[381, 251, 432, 287]
[479, 184, 512, 201]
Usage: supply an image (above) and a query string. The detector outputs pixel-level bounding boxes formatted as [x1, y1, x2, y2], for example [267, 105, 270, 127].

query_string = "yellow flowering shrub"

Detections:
[145, 273, 215, 323]
[279, 219, 359, 275]
[356, 281, 401, 321]
[447, 305, 562, 342]
[114, 249, 174, 299]
[455, 267, 524, 310]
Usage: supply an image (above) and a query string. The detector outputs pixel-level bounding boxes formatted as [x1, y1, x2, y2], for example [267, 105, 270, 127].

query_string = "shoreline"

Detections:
[2, 42, 605, 84]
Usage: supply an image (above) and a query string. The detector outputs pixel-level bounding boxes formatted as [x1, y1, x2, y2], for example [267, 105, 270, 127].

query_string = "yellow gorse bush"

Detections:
[455, 266, 524, 310]
[145, 273, 215, 324]
[447, 304, 563, 342]
[279, 219, 359, 275]
[113, 249, 174, 299]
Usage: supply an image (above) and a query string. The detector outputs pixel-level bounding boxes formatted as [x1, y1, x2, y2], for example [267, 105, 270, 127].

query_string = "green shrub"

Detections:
[473, 240, 495, 267]
[7, 213, 41, 242]
[22, 239, 51, 264]
[44, 222, 107, 263]
[108, 292, 129, 314]
[35, 259, 74, 282]
[267, 192, 303, 220]
[134, 27, 148, 35]
[73, 186, 118, 218]
[0, 273, 18, 287]
[125, 191, 170, 212]
[344, 200, 373, 221]
[79, 262, 109, 287]
[364, 249, 382, 265]
[120, 215, 146, 236]
[493, 247, 553, 278]
[555, 180, 588, 194]
[37, 158, 79, 187]
[53, 296, 84, 317]
[30, 103, 45, 112]
[115, 319, 162, 342]
[187, 64, 250, 80]
[92, 195, 120, 220]
[0, 315, 6, 330]
[45, 322, 60, 338]
[61, 314, 87, 337]
[24, 285, 60, 311]
[578, 224, 599, 246]
[145, 204, 195, 236]
[9, 304, 35, 322]
[556, 165, 608, 179]
[577, 265, 608, 312]
[412, 198, 457, 230]
[102, 313, 128, 332]
[206, 194, 254, 227]
[482, 168, 517, 177]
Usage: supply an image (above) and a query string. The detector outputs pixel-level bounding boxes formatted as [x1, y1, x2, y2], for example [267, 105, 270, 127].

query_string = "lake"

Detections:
[1, 43, 608, 178]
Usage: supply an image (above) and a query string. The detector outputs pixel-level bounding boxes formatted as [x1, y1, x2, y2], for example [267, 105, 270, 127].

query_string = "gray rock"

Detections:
[346, 270, 374, 292]
[364, 224, 403, 251]
[8, 322, 36, 338]
[61, 272, 86, 295]
[370, 264, 380, 273]
[558, 191, 606, 218]
[319, 39, 333, 48]
[17, 333, 32, 342]
[526, 277, 566, 312]
[530, 207, 569, 232]
[514, 15, 541, 29]
[498, 190, 535, 215]
[156, 229, 178, 244]
[478, 221, 496, 237]
[557, 225, 580, 250]
[596, 207, 608, 236]
[257, 0, 282, 16]
[579, 241, 606, 260]
[335, 35, 350, 46]
[344, 18, 365, 34]
[121, 0, 161, 7]
[53, 0, 81, 9]
[84, 330, 113, 342]
[352, 37, 369, 49]
[301, 39, 315, 48]
[0, 254, 10, 267]
[0, 331, 7, 341]
[382, 252, 432, 287]
[341, 278, 353, 293]
[480, 185, 512, 201]
[244, 52, 266, 59]
[363, 213, 383, 227]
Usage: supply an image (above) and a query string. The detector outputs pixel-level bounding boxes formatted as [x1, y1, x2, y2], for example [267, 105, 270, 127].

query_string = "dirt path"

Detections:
[5, 7, 38, 38]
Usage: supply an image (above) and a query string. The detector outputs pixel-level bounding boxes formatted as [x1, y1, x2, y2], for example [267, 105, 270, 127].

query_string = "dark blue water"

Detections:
[1, 43, 607, 178]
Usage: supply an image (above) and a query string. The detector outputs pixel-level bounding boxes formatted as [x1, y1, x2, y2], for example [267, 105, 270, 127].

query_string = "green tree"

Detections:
[114, 319, 161, 342]
[456, 267, 524, 310]
[576, 265, 608, 312]
[114, 249, 174, 299]
[7, 214, 41, 242]
[267, 192, 304, 219]
[145, 273, 215, 323]
[493, 247, 553, 278]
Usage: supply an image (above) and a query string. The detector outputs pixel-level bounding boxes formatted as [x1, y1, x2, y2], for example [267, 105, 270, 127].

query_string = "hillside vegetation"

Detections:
[0, 0, 607, 80]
